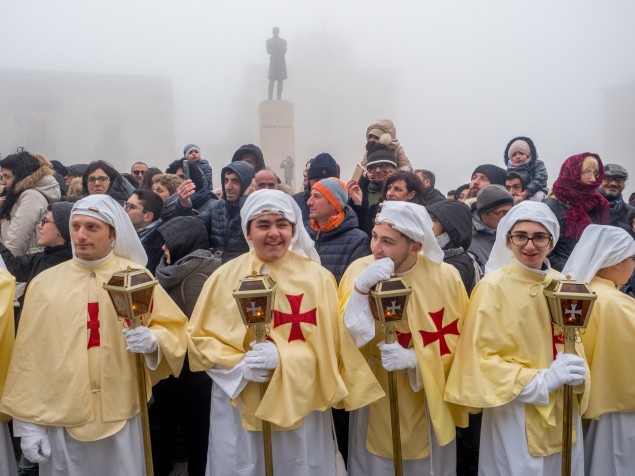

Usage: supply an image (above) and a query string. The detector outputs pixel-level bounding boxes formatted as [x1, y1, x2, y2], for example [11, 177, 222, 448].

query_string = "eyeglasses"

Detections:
[41, 217, 55, 227]
[123, 201, 149, 213]
[603, 176, 625, 184]
[367, 163, 396, 172]
[132, 170, 145, 176]
[581, 170, 600, 180]
[87, 176, 110, 184]
[488, 209, 509, 218]
[508, 233, 553, 248]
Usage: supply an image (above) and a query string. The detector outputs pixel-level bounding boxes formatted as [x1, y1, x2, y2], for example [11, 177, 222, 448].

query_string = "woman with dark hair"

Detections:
[139, 167, 163, 191]
[454, 183, 470, 202]
[544, 153, 610, 271]
[81, 160, 131, 204]
[382, 171, 426, 206]
[0, 150, 61, 256]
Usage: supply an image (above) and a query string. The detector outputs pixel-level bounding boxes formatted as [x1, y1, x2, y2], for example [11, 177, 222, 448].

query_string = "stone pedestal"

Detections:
[259, 100, 296, 191]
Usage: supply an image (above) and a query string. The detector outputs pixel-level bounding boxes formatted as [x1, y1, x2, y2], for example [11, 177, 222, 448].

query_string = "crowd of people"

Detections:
[0, 120, 634, 476]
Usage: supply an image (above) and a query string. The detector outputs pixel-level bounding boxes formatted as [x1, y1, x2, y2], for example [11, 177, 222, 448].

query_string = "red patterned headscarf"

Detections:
[551, 153, 610, 239]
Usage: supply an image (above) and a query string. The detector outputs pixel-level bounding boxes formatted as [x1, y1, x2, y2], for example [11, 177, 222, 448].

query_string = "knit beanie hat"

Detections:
[51, 201, 74, 243]
[183, 144, 200, 157]
[365, 143, 397, 169]
[472, 164, 507, 186]
[507, 140, 531, 161]
[476, 185, 514, 215]
[312, 178, 348, 213]
[307, 153, 339, 180]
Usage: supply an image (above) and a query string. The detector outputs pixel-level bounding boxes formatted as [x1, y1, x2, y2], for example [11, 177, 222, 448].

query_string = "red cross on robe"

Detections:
[273, 294, 317, 342]
[551, 324, 564, 360]
[87, 302, 100, 349]
[419, 308, 459, 356]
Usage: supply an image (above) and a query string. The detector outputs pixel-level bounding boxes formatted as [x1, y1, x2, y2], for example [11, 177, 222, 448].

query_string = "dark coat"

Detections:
[308, 206, 371, 283]
[422, 187, 446, 205]
[503, 136, 548, 195]
[0, 243, 72, 285]
[139, 225, 164, 275]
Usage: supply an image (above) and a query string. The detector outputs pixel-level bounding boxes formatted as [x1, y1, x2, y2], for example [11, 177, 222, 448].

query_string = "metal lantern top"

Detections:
[543, 277, 597, 329]
[103, 266, 158, 324]
[369, 277, 412, 325]
[233, 273, 277, 327]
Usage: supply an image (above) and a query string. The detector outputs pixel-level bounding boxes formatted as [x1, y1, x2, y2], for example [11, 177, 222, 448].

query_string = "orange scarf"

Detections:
[310, 211, 345, 233]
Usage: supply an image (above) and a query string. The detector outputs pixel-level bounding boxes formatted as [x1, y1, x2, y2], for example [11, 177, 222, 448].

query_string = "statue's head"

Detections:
[273, 27, 280, 36]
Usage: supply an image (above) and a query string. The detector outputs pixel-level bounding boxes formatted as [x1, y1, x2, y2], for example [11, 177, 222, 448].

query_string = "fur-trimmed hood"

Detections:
[503, 136, 538, 168]
[13, 164, 60, 202]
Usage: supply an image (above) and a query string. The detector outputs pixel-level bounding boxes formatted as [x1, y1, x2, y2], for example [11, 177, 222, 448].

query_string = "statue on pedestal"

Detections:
[266, 27, 287, 100]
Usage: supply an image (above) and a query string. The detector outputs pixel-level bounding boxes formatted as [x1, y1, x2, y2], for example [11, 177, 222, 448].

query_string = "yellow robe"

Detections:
[0, 268, 16, 423]
[339, 254, 469, 459]
[582, 276, 635, 419]
[0, 254, 187, 441]
[187, 249, 384, 430]
[444, 259, 589, 456]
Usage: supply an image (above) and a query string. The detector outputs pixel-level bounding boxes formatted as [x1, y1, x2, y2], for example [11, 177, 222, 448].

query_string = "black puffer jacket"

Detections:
[176, 161, 255, 263]
[426, 200, 478, 294]
[308, 206, 371, 283]
[503, 136, 548, 195]
[422, 187, 446, 205]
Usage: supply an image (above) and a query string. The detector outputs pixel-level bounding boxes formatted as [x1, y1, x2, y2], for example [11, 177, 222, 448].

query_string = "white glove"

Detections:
[243, 365, 273, 383]
[21, 433, 51, 464]
[245, 341, 279, 370]
[378, 341, 417, 372]
[122, 326, 159, 354]
[544, 352, 586, 392]
[354, 257, 394, 294]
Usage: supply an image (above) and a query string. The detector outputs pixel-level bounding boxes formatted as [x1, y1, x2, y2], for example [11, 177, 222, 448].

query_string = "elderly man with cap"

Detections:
[0, 194, 188, 476]
[445, 201, 589, 476]
[307, 177, 370, 283]
[184, 143, 214, 190]
[562, 225, 635, 476]
[597, 163, 634, 232]
[467, 164, 508, 199]
[339, 201, 469, 476]
[187, 189, 383, 476]
[467, 184, 515, 272]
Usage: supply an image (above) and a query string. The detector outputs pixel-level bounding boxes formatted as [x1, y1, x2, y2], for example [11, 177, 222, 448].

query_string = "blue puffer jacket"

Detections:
[307, 206, 371, 283]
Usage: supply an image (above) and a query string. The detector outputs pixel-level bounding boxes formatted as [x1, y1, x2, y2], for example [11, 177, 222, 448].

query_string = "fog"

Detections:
[2, 0, 635, 197]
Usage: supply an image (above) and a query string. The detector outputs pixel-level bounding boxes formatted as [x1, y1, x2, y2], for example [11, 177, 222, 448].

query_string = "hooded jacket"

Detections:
[176, 161, 255, 263]
[0, 165, 61, 256]
[426, 200, 479, 294]
[503, 136, 548, 195]
[466, 209, 497, 272]
[308, 205, 370, 283]
[231, 144, 265, 172]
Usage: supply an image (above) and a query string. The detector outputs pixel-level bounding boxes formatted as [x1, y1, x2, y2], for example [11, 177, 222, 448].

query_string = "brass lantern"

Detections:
[233, 273, 277, 343]
[543, 277, 597, 329]
[369, 277, 412, 326]
[103, 266, 158, 328]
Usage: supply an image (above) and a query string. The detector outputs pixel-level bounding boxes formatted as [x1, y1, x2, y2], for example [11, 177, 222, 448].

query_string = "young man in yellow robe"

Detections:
[562, 225, 635, 476]
[0, 258, 17, 476]
[339, 200, 469, 476]
[0, 194, 188, 476]
[187, 189, 384, 476]
[445, 201, 590, 475]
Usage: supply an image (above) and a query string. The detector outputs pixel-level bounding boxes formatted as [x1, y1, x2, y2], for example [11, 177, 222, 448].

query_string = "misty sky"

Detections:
[2, 0, 635, 196]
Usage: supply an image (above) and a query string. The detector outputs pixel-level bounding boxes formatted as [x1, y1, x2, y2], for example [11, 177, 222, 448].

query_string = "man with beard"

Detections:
[467, 164, 507, 199]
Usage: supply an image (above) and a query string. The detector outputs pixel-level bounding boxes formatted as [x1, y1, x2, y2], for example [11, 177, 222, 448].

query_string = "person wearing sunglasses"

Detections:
[446, 201, 589, 476]
[544, 153, 610, 271]
[81, 160, 131, 205]
[130, 162, 149, 186]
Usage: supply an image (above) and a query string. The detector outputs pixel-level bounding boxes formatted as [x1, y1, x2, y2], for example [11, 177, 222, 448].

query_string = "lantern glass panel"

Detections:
[130, 272, 153, 287]
[239, 297, 269, 324]
[379, 296, 407, 323]
[131, 287, 153, 316]
[560, 299, 590, 327]
[108, 275, 126, 288]
[107, 290, 128, 317]
[239, 280, 266, 292]
[560, 283, 588, 294]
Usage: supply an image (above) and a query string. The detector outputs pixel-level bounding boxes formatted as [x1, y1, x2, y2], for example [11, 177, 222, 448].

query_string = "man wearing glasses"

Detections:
[124, 190, 164, 274]
[597, 163, 634, 232]
[130, 162, 149, 186]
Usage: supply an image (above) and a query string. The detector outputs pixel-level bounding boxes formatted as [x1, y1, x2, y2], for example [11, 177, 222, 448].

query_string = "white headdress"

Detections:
[485, 201, 560, 274]
[71, 194, 148, 266]
[240, 189, 320, 263]
[375, 201, 444, 264]
[562, 225, 635, 283]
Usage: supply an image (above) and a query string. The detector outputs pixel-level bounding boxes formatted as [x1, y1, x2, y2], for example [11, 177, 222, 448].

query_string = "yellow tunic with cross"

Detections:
[339, 253, 469, 460]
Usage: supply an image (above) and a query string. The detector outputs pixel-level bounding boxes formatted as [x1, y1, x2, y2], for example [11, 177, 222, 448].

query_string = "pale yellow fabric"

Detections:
[339, 254, 469, 459]
[582, 276, 635, 419]
[444, 259, 589, 456]
[0, 255, 187, 440]
[0, 269, 16, 423]
[187, 250, 384, 430]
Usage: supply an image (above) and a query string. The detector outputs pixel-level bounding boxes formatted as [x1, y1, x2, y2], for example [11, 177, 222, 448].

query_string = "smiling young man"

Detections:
[339, 200, 469, 476]
[187, 189, 383, 476]
[1, 194, 187, 476]
[124, 189, 164, 273]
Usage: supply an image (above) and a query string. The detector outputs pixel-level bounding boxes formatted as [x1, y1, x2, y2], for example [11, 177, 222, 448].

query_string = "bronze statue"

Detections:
[266, 27, 287, 100]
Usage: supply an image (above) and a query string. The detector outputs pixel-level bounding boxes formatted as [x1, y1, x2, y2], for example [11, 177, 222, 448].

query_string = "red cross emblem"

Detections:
[419, 308, 459, 356]
[273, 294, 317, 342]
[551, 324, 564, 360]
[87, 302, 101, 349]
[396, 331, 412, 349]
